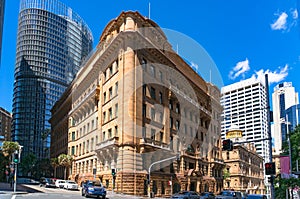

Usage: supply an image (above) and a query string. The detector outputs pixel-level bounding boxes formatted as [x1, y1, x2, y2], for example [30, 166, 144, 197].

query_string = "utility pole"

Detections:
[286, 115, 293, 175]
[265, 74, 275, 199]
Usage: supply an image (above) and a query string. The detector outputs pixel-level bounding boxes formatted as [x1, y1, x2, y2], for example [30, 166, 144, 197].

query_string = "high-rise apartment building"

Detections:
[12, 0, 93, 160]
[0, 107, 11, 141]
[50, 11, 224, 197]
[0, 0, 5, 66]
[221, 78, 270, 162]
[272, 82, 298, 154]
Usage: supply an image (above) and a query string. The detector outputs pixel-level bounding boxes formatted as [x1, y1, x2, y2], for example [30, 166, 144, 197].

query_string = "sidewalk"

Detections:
[0, 182, 41, 194]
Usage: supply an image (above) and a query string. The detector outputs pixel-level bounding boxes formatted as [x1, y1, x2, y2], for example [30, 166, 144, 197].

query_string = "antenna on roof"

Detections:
[148, 2, 151, 19]
[176, 44, 179, 54]
[210, 69, 212, 83]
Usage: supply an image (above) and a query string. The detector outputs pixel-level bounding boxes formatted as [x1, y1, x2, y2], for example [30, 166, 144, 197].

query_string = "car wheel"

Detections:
[102, 196, 106, 199]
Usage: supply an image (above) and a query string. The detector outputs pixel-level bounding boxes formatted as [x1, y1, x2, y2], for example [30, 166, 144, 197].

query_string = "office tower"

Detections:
[0, 0, 5, 66]
[50, 11, 223, 196]
[12, 0, 93, 160]
[272, 82, 298, 154]
[221, 78, 270, 162]
[285, 104, 300, 131]
[0, 107, 11, 141]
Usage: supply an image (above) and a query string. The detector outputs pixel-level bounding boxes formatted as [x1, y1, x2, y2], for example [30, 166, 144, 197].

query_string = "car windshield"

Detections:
[87, 182, 103, 187]
[67, 181, 76, 184]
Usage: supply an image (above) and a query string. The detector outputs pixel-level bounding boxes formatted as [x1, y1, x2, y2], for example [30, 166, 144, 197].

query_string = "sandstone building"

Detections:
[50, 11, 224, 197]
[222, 144, 265, 194]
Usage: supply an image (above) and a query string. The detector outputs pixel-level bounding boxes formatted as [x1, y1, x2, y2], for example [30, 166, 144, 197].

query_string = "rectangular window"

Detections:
[91, 138, 94, 151]
[150, 65, 155, 77]
[109, 87, 112, 99]
[160, 132, 163, 142]
[150, 87, 156, 99]
[103, 131, 106, 141]
[109, 108, 112, 120]
[71, 146, 75, 155]
[115, 82, 118, 95]
[91, 120, 94, 130]
[159, 92, 163, 104]
[159, 71, 163, 82]
[103, 112, 106, 123]
[108, 129, 112, 138]
[115, 126, 118, 136]
[103, 92, 106, 103]
[72, 131, 75, 141]
[115, 104, 118, 117]
[151, 129, 156, 140]
[151, 108, 155, 120]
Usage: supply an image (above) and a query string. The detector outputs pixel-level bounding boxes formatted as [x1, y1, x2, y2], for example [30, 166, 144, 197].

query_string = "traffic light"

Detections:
[13, 152, 19, 164]
[111, 168, 116, 176]
[265, 162, 276, 175]
[222, 139, 233, 151]
[268, 176, 274, 183]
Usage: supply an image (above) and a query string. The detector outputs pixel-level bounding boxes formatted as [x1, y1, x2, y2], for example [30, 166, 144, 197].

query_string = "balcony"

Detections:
[140, 137, 171, 151]
[96, 137, 119, 150]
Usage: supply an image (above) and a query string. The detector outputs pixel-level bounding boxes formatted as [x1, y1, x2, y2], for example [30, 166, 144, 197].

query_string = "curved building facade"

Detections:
[12, 0, 93, 160]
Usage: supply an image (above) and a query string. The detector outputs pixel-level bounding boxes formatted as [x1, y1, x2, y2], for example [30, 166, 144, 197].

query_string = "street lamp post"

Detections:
[265, 74, 275, 199]
[147, 155, 178, 198]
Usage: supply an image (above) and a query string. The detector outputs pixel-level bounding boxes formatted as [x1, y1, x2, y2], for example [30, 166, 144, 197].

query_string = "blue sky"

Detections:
[0, 0, 300, 112]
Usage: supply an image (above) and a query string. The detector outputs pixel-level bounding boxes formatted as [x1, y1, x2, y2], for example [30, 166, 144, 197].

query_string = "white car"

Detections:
[55, 179, 66, 188]
[64, 180, 79, 190]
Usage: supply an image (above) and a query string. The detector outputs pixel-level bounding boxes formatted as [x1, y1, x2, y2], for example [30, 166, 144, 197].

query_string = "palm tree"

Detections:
[2, 141, 19, 160]
[58, 154, 73, 179]
[51, 157, 59, 178]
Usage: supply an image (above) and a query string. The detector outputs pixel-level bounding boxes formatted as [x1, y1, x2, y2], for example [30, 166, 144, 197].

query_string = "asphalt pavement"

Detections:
[0, 182, 169, 198]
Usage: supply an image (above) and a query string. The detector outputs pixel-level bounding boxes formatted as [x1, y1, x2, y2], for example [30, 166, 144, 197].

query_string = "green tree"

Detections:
[274, 177, 300, 199]
[51, 157, 59, 178]
[19, 153, 37, 177]
[282, 125, 300, 172]
[58, 154, 73, 179]
[2, 141, 19, 158]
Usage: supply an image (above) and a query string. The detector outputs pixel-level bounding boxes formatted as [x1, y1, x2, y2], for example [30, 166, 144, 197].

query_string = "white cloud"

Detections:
[229, 58, 250, 80]
[271, 12, 288, 30]
[250, 64, 289, 84]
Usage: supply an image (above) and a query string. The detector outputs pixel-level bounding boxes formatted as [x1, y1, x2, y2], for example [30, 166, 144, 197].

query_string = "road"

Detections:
[0, 184, 153, 199]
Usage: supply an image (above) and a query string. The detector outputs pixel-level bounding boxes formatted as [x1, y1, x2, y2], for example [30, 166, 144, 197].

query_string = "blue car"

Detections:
[81, 180, 106, 198]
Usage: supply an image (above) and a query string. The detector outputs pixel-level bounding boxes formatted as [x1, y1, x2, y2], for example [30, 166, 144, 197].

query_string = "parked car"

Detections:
[55, 179, 66, 188]
[171, 191, 201, 199]
[39, 177, 56, 188]
[247, 194, 267, 199]
[200, 192, 215, 199]
[215, 190, 242, 199]
[64, 180, 79, 190]
[81, 180, 106, 198]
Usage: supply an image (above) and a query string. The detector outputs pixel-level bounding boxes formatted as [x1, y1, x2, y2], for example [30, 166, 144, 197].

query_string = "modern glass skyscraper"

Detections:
[12, 0, 93, 159]
[272, 82, 298, 155]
